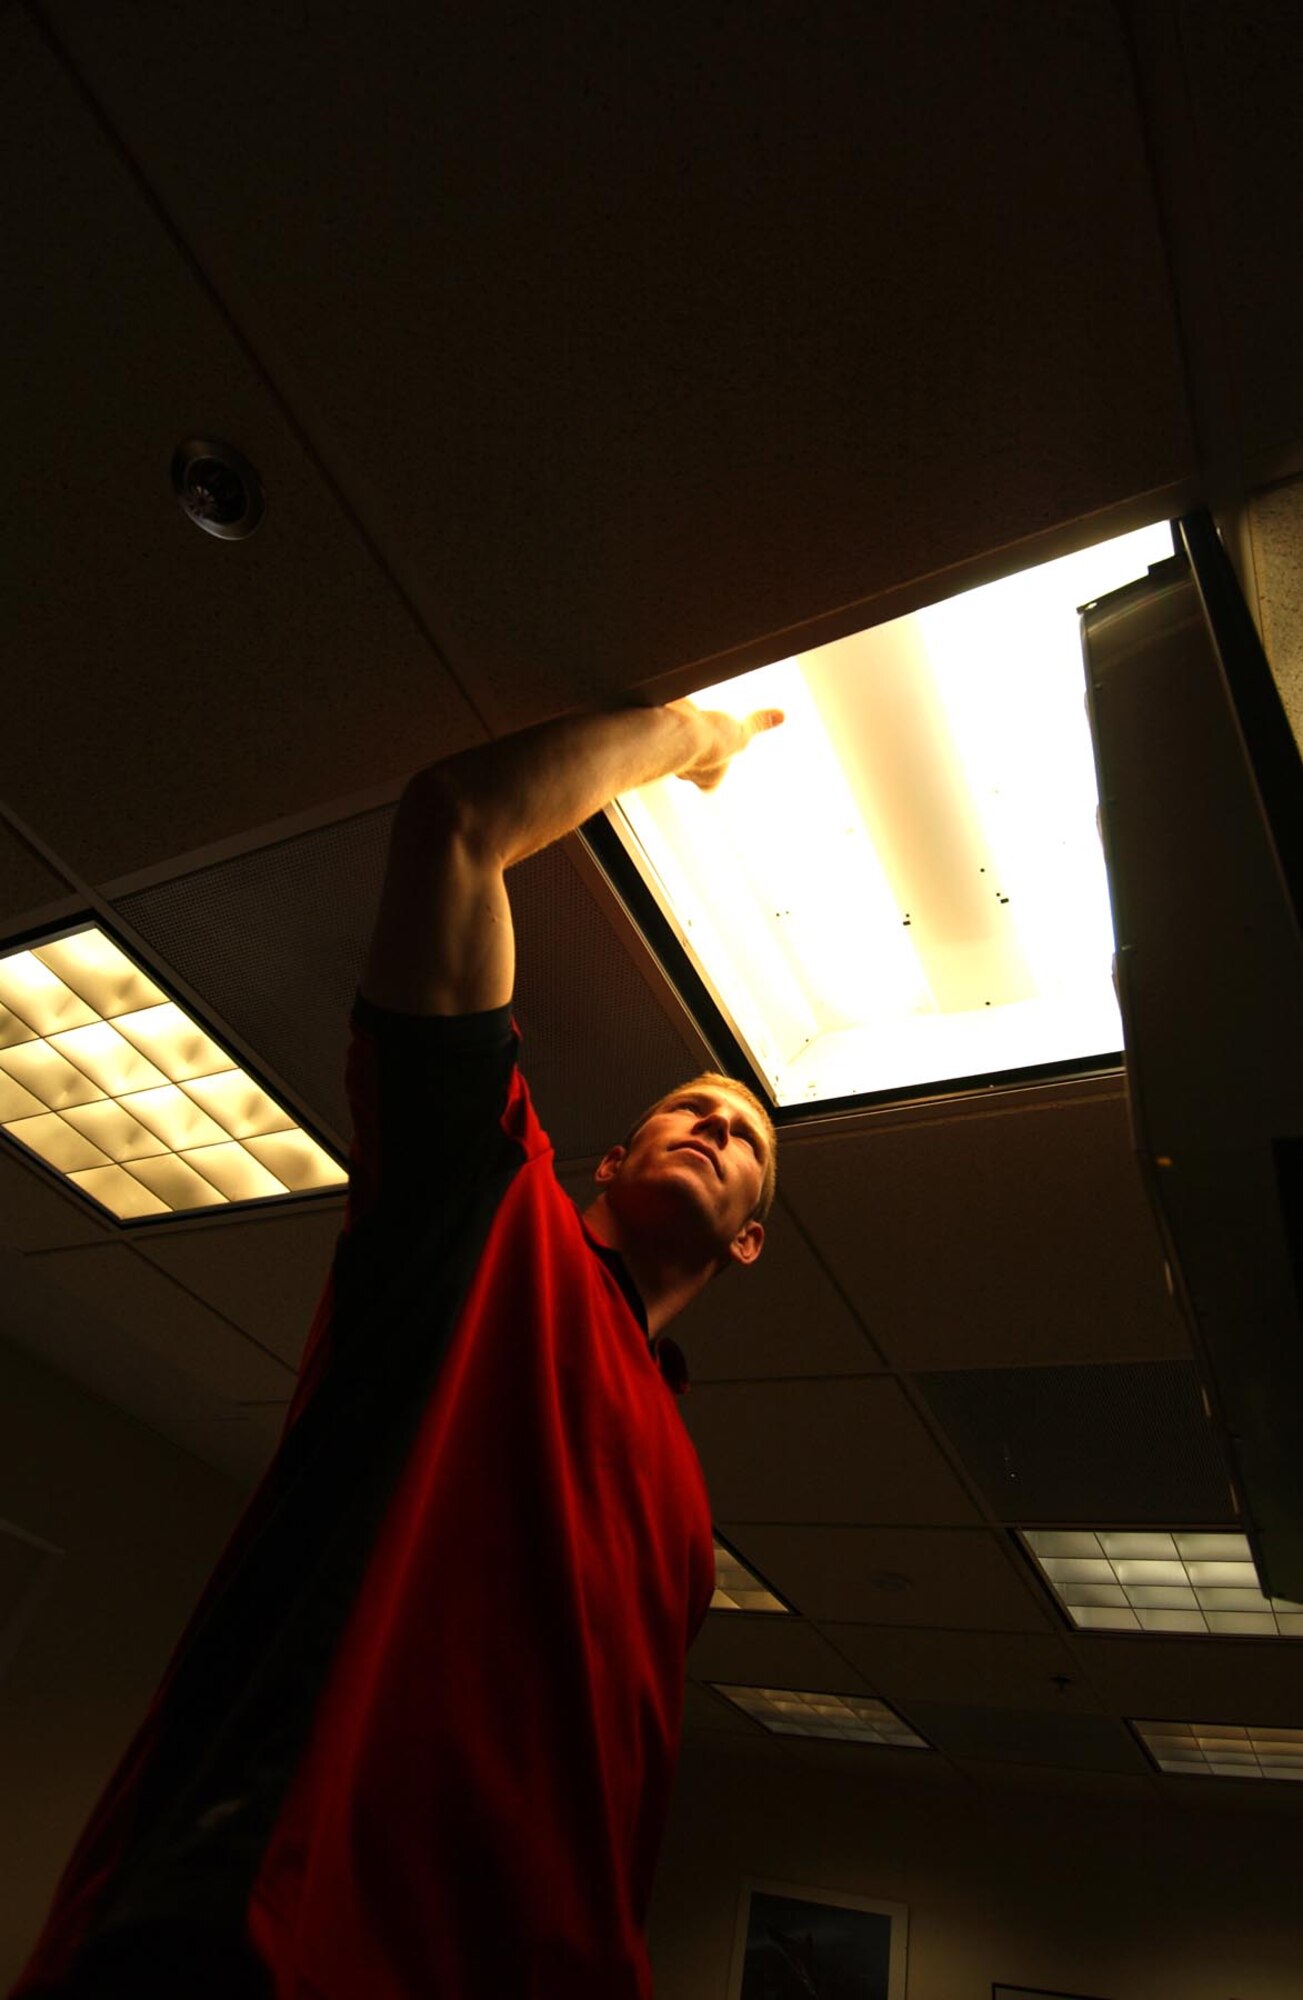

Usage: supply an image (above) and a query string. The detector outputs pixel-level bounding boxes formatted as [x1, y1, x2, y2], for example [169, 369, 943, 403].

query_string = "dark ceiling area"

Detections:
[3, 0, 1303, 1810]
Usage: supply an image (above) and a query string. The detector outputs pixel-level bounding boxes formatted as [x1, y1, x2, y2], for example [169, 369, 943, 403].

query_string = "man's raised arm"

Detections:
[360, 700, 783, 1017]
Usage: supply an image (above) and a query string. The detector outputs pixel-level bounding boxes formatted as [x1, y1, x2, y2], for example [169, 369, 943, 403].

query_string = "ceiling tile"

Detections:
[135, 1206, 344, 1367]
[1069, 1635, 1303, 1728]
[0, 823, 74, 935]
[28, 1244, 294, 1405]
[904, 1701, 1150, 1773]
[652, 1206, 886, 1380]
[823, 1623, 1099, 1714]
[778, 1090, 1191, 1370]
[951, 1758, 1156, 1804]
[682, 1378, 980, 1526]
[0, 1148, 111, 1253]
[161, 1405, 288, 1492]
[688, 1616, 869, 1693]
[1154, 1771, 1303, 1814]
[44, 2, 1192, 723]
[776, 1738, 962, 1788]
[2, 7, 478, 888]
[675, 1729, 799, 1773]
[1174, 1, 1303, 466]
[718, 1524, 1051, 1630]
[917, 1359, 1236, 1524]
[1, 1244, 230, 1432]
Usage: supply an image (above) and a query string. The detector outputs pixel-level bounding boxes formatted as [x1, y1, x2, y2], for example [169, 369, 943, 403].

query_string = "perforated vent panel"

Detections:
[919, 1360, 1236, 1524]
[115, 810, 701, 1164]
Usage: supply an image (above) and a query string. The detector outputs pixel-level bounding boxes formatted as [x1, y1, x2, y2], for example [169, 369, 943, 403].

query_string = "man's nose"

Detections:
[694, 1109, 728, 1145]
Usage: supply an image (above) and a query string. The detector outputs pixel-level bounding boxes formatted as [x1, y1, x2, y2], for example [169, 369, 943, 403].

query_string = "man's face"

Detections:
[596, 1084, 768, 1266]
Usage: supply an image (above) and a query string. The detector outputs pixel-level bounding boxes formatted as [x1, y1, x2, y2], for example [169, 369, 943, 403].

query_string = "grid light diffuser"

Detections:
[0, 925, 346, 1220]
[1135, 1719, 1303, 1781]
[710, 1540, 789, 1613]
[713, 1684, 929, 1748]
[1023, 1530, 1303, 1636]
[610, 522, 1174, 1108]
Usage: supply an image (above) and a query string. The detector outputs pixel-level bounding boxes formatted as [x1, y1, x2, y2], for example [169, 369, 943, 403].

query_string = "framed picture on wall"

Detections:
[727, 1878, 908, 2000]
[993, 1986, 1114, 1999]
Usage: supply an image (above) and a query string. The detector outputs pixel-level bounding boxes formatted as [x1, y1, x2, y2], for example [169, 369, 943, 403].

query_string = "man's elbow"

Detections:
[400, 755, 505, 869]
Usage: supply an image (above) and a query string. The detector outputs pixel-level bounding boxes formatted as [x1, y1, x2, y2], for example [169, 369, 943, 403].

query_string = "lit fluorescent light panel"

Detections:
[0, 926, 347, 1220]
[610, 523, 1174, 1106]
[1022, 1530, 1303, 1636]
[1134, 1719, 1303, 1781]
[711, 1539, 789, 1613]
[713, 1684, 929, 1748]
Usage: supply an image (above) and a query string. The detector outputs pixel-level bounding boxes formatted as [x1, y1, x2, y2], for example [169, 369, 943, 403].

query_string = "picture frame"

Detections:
[727, 1877, 908, 2000]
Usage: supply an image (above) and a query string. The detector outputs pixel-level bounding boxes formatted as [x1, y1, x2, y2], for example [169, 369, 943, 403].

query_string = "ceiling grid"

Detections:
[3, 0, 1302, 1805]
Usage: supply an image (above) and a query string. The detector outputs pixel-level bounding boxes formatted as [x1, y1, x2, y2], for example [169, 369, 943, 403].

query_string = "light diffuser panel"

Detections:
[711, 1541, 789, 1613]
[713, 1684, 929, 1748]
[1135, 1719, 1303, 1781]
[1022, 1530, 1303, 1636]
[0, 924, 347, 1220]
[609, 522, 1174, 1107]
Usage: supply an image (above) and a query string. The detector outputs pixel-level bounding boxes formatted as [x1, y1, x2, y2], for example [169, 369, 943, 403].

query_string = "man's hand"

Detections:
[669, 702, 785, 792]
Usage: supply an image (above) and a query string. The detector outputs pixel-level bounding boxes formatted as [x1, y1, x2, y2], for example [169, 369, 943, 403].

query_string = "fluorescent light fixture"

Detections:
[1134, 1719, 1303, 1780]
[0, 925, 347, 1221]
[712, 1684, 929, 1748]
[1022, 1530, 1303, 1636]
[608, 523, 1174, 1107]
[711, 1539, 789, 1613]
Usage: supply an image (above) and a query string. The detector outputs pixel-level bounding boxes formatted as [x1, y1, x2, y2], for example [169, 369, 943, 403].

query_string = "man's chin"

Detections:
[614, 1166, 719, 1238]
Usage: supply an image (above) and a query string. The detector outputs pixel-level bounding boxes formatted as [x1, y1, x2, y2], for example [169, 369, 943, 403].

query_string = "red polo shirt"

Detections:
[10, 1001, 716, 2000]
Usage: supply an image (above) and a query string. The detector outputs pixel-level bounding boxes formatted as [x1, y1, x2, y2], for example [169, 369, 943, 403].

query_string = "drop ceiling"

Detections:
[3, 0, 1302, 1811]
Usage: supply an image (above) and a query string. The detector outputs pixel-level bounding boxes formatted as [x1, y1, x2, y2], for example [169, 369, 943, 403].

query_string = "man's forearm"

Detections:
[411, 703, 711, 870]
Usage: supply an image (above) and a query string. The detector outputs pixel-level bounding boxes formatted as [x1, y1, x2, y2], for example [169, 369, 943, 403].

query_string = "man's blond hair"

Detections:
[622, 1072, 777, 1222]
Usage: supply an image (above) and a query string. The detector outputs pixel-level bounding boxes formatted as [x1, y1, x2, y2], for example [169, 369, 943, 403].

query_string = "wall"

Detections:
[0, 1338, 245, 1988]
[651, 1739, 1303, 2000]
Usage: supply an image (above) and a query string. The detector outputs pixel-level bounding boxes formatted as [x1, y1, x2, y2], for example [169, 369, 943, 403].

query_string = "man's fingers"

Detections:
[744, 707, 785, 742]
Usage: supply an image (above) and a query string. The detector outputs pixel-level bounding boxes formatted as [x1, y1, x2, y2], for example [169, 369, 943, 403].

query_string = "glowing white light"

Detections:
[612, 523, 1173, 1106]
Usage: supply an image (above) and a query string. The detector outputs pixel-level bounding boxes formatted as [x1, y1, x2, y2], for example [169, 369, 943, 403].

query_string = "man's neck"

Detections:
[581, 1193, 721, 1338]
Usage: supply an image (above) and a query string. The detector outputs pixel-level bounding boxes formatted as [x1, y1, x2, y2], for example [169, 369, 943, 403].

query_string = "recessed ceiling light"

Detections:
[600, 522, 1174, 1109]
[1021, 1529, 1303, 1636]
[0, 925, 345, 1221]
[171, 438, 265, 540]
[1134, 1718, 1303, 1780]
[712, 1684, 930, 1748]
[711, 1539, 790, 1613]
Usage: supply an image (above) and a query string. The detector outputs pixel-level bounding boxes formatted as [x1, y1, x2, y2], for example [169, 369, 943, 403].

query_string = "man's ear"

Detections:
[594, 1145, 627, 1187]
[727, 1218, 765, 1268]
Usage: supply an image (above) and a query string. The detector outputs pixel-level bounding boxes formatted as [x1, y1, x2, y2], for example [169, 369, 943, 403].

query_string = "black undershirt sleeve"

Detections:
[330, 993, 521, 1329]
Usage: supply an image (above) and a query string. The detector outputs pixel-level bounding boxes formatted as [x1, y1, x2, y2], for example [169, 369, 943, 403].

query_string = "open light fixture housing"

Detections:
[586, 522, 1175, 1116]
[0, 922, 346, 1222]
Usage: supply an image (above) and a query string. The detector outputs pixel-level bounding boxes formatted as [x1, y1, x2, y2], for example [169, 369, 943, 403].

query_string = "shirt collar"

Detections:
[577, 1213, 692, 1396]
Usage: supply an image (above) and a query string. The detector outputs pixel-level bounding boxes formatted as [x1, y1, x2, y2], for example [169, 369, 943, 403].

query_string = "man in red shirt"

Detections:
[11, 696, 782, 1999]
